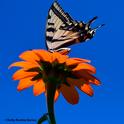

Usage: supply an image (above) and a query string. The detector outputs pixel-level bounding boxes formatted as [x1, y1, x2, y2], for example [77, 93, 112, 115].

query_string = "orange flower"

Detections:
[10, 49, 100, 104]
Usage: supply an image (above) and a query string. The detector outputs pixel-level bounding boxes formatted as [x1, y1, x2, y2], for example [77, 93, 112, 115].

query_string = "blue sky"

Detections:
[0, 0, 124, 124]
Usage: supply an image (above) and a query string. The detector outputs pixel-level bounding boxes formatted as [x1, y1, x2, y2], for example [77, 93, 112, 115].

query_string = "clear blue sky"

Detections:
[0, 0, 124, 124]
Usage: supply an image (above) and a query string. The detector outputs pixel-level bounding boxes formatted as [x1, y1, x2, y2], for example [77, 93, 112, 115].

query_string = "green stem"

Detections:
[46, 82, 56, 124]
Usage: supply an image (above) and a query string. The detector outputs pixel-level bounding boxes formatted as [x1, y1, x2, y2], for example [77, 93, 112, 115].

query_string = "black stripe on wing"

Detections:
[46, 28, 55, 32]
[46, 36, 53, 41]
[51, 1, 74, 25]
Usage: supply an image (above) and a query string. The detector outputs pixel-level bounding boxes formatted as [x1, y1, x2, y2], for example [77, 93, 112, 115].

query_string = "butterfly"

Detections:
[45, 1, 104, 53]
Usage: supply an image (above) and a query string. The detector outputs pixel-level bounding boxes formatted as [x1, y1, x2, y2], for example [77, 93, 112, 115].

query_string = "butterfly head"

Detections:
[82, 16, 105, 41]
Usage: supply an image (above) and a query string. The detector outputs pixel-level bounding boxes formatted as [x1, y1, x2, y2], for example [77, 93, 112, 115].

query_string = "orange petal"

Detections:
[66, 59, 80, 66]
[17, 77, 36, 91]
[72, 63, 96, 74]
[19, 50, 40, 63]
[66, 58, 89, 66]
[67, 78, 87, 85]
[73, 71, 101, 85]
[80, 83, 94, 96]
[58, 49, 70, 55]
[60, 84, 79, 104]
[12, 69, 38, 80]
[33, 50, 52, 62]
[67, 78, 93, 96]
[33, 79, 45, 96]
[54, 89, 60, 102]
[52, 52, 68, 63]
[9, 61, 39, 69]
[70, 58, 90, 63]
[73, 58, 91, 62]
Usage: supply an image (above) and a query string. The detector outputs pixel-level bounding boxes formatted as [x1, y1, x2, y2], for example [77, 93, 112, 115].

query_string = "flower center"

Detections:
[26, 61, 72, 87]
[41, 62, 71, 87]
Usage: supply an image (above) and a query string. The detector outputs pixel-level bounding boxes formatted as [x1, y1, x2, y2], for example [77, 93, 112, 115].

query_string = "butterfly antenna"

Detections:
[86, 16, 98, 29]
[93, 24, 105, 31]
[88, 16, 98, 25]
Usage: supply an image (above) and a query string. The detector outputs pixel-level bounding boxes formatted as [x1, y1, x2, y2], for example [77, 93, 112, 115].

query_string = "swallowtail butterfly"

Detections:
[46, 1, 104, 53]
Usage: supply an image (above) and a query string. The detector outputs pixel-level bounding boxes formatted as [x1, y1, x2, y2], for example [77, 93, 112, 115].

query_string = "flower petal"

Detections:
[19, 50, 40, 63]
[9, 61, 39, 69]
[67, 78, 93, 96]
[58, 49, 70, 55]
[52, 52, 68, 63]
[80, 83, 94, 96]
[33, 50, 52, 62]
[12, 69, 38, 80]
[17, 77, 36, 91]
[33, 79, 45, 96]
[72, 63, 96, 74]
[66, 58, 90, 66]
[73, 71, 101, 85]
[72, 58, 91, 63]
[67, 78, 87, 85]
[60, 84, 79, 104]
[54, 89, 60, 101]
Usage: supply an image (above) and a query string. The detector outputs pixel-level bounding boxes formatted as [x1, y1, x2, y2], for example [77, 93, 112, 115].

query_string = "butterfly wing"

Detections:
[46, 1, 82, 51]
[46, 1, 76, 50]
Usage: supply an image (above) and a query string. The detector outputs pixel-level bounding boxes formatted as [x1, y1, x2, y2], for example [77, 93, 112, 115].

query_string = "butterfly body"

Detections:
[45, 1, 104, 52]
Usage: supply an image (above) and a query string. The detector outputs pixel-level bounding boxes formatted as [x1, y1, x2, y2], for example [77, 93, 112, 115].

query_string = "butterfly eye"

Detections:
[88, 30, 95, 36]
